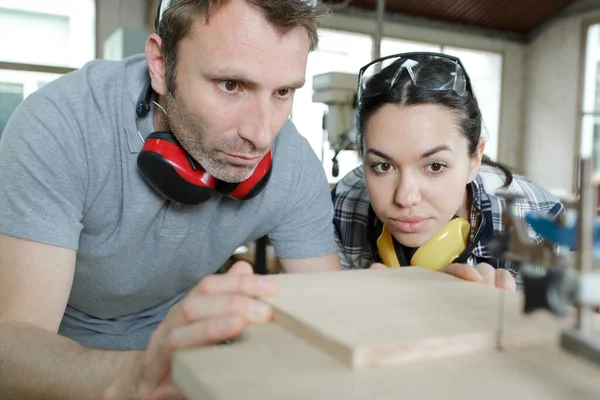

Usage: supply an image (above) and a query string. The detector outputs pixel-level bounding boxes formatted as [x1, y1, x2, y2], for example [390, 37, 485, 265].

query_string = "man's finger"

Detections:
[495, 269, 517, 292]
[139, 315, 246, 397]
[369, 263, 387, 270]
[167, 315, 247, 351]
[440, 264, 483, 283]
[194, 274, 279, 297]
[474, 263, 496, 286]
[179, 294, 274, 323]
[227, 261, 254, 276]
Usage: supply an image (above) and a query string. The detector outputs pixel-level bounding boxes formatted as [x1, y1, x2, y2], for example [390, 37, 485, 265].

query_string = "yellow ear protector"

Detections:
[376, 217, 470, 270]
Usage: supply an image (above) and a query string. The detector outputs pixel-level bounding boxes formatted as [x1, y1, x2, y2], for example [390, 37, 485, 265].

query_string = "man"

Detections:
[0, 0, 341, 398]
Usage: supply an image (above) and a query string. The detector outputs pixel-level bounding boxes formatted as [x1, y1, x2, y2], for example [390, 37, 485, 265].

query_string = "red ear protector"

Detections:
[135, 80, 272, 205]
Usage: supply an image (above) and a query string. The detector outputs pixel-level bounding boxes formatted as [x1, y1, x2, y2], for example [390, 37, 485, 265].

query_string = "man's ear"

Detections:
[468, 138, 485, 183]
[146, 33, 167, 96]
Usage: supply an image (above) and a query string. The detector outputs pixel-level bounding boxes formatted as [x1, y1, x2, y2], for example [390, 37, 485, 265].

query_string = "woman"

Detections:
[332, 52, 563, 291]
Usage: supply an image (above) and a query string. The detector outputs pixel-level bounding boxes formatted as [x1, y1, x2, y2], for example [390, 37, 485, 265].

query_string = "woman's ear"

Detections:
[467, 138, 485, 183]
[145, 33, 167, 96]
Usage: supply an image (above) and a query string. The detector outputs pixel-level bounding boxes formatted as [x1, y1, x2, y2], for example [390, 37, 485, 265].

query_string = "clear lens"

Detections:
[358, 54, 468, 101]
[303, 0, 318, 7]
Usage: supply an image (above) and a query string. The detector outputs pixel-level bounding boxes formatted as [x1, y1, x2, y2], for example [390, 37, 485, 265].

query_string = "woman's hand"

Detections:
[441, 263, 516, 292]
[370, 262, 516, 292]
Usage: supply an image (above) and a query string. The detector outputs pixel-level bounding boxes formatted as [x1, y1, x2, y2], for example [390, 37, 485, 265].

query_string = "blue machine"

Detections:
[524, 213, 600, 258]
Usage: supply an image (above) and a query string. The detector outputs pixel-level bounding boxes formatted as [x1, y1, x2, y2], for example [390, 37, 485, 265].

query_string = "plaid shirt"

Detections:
[332, 164, 564, 282]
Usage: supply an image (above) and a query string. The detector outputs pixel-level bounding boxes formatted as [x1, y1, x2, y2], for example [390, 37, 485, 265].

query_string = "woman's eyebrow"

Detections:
[366, 149, 393, 161]
[421, 145, 451, 159]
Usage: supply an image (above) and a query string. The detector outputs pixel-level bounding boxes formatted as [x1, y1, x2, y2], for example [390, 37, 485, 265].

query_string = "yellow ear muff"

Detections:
[376, 225, 401, 268]
[410, 217, 470, 270]
[376, 217, 470, 270]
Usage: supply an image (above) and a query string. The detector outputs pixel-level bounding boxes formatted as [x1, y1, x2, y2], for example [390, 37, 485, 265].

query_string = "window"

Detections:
[0, 0, 95, 138]
[0, 82, 24, 138]
[381, 37, 440, 56]
[581, 23, 600, 176]
[445, 47, 502, 161]
[291, 29, 372, 182]
[0, 0, 95, 67]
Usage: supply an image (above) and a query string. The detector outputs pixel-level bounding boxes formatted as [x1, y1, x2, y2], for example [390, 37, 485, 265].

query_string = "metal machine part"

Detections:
[490, 158, 600, 365]
[312, 72, 358, 177]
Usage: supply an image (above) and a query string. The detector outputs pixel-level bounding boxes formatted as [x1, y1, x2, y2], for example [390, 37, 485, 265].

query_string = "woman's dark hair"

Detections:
[356, 54, 513, 188]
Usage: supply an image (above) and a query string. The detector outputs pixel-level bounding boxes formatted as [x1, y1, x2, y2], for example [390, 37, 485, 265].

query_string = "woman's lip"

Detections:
[394, 218, 427, 223]
[389, 218, 431, 233]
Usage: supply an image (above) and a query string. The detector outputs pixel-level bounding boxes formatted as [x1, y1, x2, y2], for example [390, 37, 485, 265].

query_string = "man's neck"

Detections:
[152, 95, 169, 132]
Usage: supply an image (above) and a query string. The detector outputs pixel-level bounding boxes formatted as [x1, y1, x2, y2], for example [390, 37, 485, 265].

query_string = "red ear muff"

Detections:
[137, 131, 272, 205]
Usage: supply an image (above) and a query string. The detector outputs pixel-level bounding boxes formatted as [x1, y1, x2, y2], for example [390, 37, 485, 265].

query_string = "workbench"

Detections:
[172, 268, 600, 399]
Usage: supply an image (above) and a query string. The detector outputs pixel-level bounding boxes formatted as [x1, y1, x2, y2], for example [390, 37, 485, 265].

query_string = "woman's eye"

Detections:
[374, 163, 393, 173]
[219, 80, 239, 92]
[427, 162, 446, 174]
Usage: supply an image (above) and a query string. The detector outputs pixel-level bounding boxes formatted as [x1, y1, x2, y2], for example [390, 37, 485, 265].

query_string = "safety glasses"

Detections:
[357, 52, 471, 104]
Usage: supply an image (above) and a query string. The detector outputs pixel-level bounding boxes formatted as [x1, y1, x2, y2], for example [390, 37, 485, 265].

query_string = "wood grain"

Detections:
[261, 267, 565, 369]
[173, 323, 600, 400]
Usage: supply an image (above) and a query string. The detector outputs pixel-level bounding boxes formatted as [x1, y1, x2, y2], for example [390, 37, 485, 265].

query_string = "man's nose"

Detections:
[238, 95, 273, 152]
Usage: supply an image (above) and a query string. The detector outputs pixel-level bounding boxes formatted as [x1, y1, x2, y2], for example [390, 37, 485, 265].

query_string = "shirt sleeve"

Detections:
[330, 168, 374, 270]
[268, 145, 337, 260]
[0, 91, 87, 250]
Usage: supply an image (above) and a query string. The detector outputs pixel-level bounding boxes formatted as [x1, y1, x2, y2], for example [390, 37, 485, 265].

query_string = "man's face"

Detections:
[363, 103, 480, 248]
[165, 0, 310, 182]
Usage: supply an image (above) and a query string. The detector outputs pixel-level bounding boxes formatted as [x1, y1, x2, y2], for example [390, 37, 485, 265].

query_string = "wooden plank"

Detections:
[262, 267, 565, 369]
[172, 323, 600, 400]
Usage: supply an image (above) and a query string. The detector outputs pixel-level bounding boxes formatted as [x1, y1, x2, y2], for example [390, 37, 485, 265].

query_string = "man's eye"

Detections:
[219, 80, 239, 92]
[277, 88, 291, 98]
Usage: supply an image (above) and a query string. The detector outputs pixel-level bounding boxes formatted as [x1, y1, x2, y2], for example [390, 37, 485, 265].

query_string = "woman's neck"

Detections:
[456, 185, 473, 220]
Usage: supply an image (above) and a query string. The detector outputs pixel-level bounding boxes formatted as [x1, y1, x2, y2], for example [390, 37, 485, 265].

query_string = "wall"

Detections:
[95, 0, 148, 59]
[522, 0, 600, 194]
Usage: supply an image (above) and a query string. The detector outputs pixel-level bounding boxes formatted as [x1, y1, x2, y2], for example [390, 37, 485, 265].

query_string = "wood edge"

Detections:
[272, 307, 357, 368]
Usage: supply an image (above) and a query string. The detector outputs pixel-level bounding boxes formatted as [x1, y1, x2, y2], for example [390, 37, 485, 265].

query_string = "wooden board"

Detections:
[173, 323, 600, 400]
[261, 267, 564, 369]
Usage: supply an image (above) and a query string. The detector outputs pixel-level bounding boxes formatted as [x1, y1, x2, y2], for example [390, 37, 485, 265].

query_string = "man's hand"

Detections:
[103, 261, 278, 400]
[369, 262, 516, 292]
[441, 263, 516, 292]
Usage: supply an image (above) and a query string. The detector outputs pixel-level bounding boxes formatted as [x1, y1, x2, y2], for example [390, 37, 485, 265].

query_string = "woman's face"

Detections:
[363, 103, 483, 248]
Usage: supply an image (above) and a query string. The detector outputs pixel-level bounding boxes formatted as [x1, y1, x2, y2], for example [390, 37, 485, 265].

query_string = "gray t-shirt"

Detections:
[0, 55, 336, 350]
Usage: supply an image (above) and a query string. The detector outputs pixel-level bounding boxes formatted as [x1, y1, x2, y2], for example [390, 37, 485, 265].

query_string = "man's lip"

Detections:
[224, 153, 263, 165]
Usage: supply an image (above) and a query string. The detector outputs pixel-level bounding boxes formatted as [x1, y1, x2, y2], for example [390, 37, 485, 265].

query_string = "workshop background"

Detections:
[2, 0, 600, 272]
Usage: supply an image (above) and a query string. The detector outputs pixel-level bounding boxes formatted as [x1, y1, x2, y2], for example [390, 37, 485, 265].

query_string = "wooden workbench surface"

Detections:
[172, 268, 600, 399]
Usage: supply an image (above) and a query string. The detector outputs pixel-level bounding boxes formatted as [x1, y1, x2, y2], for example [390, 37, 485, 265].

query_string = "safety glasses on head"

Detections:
[357, 52, 471, 105]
